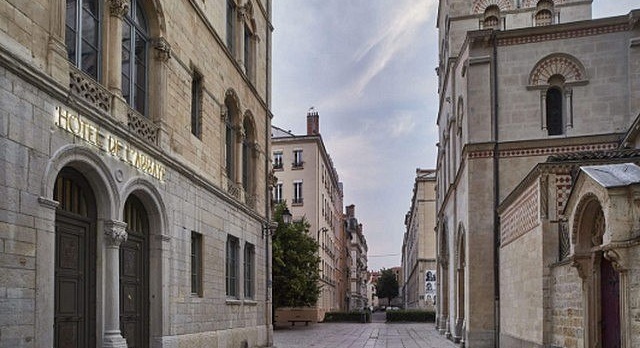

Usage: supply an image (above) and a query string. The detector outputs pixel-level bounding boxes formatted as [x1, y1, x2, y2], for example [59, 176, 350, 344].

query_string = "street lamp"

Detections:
[281, 207, 292, 225]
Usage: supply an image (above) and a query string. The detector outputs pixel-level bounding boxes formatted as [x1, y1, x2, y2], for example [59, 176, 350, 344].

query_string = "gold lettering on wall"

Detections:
[54, 106, 166, 181]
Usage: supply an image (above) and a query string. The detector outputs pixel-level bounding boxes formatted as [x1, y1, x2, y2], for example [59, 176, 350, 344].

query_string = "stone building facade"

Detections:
[435, 0, 640, 347]
[401, 169, 437, 310]
[0, 0, 275, 347]
[345, 204, 369, 311]
[271, 109, 346, 319]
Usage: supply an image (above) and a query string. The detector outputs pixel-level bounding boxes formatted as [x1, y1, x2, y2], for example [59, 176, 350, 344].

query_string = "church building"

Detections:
[435, 0, 639, 347]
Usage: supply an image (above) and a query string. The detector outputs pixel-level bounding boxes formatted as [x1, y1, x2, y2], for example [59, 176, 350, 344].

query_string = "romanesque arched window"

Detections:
[242, 114, 256, 200]
[224, 91, 240, 182]
[534, 0, 554, 26]
[65, 0, 101, 79]
[529, 54, 587, 136]
[483, 5, 501, 29]
[122, 0, 149, 115]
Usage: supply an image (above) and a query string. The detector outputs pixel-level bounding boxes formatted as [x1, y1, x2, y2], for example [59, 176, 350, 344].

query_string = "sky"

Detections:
[271, 0, 639, 271]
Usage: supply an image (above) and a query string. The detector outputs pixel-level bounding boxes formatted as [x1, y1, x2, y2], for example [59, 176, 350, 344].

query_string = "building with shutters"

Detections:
[0, 0, 275, 347]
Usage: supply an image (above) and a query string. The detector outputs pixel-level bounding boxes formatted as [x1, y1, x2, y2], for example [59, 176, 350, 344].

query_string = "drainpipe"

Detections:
[265, 0, 274, 346]
[491, 32, 501, 348]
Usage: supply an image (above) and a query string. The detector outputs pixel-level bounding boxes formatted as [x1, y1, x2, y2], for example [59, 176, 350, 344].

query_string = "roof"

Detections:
[271, 125, 295, 138]
[580, 163, 640, 188]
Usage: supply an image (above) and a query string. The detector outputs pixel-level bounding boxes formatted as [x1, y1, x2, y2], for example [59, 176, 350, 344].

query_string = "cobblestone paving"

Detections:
[273, 322, 458, 348]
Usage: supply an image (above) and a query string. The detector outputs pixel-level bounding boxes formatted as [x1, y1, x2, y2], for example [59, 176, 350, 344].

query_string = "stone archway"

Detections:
[571, 197, 620, 348]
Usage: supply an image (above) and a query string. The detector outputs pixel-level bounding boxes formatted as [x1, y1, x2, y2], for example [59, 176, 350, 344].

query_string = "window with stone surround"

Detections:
[293, 180, 303, 205]
[191, 70, 203, 138]
[242, 115, 256, 196]
[65, 0, 102, 80]
[244, 243, 255, 299]
[273, 151, 283, 170]
[224, 91, 240, 182]
[226, 0, 236, 55]
[191, 231, 203, 296]
[226, 235, 240, 298]
[122, 0, 149, 115]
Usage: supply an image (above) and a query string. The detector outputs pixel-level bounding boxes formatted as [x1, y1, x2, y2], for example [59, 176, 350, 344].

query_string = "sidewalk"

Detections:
[273, 322, 458, 348]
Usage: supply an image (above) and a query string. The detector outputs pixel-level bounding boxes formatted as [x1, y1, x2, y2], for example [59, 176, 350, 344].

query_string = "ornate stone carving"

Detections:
[603, 249, 624, 272]
[109, 0, 129, 18]
[529, 53, 587, 86]
[127, 109, 159, 145]
[472, 0, 512, 14]
[69, 68, 111, 113]
[570, 254, 591, 280]
[105, 220, 128, 247]
[228, 181, 241, 199]
[152, 37, 172, 62]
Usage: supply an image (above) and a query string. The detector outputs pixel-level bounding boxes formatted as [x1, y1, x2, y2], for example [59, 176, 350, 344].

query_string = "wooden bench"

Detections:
[288, 320, 312, 326]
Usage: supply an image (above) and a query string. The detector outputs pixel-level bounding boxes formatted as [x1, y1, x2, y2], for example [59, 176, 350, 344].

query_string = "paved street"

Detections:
[273, 321, 458, 348]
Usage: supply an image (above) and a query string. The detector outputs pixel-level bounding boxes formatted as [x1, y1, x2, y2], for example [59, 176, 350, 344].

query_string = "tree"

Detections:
[272, 203, 321, 308]
[376, 269, 399, 307]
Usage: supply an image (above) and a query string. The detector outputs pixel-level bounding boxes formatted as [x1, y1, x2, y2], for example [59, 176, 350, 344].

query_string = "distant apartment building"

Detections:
[401, 169, 437, 310]
[366, 271, 380, 309]
[271, 109, 345, 318]
[345, 205, 369, 310]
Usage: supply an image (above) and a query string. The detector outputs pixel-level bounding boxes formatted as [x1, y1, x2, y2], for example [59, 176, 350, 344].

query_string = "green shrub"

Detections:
[385, 310, 435, 322]
[323, 311, 371, 323]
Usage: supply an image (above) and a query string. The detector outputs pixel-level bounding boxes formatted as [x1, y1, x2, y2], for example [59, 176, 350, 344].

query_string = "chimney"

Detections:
[307, 107, 319, 135]
[346, 204, 355, 218]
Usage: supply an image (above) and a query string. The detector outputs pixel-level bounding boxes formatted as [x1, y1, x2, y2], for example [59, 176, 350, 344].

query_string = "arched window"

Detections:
[225, 94, 239, 181]
[535, 0, 554, 26]
[65, 0, 101, 79]
[483, 5, 501, 29]
[242, 116, 255, 195]
[122, 0, 149, 115]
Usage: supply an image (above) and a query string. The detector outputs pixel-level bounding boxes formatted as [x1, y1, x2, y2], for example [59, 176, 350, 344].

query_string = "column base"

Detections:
[103, 330, 128, 348]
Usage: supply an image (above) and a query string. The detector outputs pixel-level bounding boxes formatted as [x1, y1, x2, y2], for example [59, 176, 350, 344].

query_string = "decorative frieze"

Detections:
[498, 24, 628, 46]
[500, 183, 539, 246]
[472, 0, 512, 14]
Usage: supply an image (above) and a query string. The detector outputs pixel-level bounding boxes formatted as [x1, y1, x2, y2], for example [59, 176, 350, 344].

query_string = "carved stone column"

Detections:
[103, 220, 128, 348]
[107, 0, 129, 96]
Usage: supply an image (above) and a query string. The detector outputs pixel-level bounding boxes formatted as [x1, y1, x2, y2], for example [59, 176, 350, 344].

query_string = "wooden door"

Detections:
[600, 257, 621, 348]
[120, 196, 149, 348]
[54, 169, 96, 348]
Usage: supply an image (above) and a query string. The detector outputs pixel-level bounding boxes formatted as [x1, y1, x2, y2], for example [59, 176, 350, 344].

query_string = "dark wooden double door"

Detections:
[54, 169, 149, 347]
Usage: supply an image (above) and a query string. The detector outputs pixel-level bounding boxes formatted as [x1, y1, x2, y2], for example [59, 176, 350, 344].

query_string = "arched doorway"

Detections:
[53, 167, 97, 347]
[572, 198, 621, 348]
[120, 195, 150, 348]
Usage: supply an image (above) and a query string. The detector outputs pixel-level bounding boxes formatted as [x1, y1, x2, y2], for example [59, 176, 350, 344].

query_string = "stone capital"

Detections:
[570, 254, 591, 280]
[152, 37, 172, 62]
[105, 220, 128, 247]
[109, 0, 129, 18]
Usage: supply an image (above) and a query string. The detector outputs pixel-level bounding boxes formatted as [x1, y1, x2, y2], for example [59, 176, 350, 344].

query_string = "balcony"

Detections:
[273, 162, 283, 170]
[292, 197, 304, 206]
[292, 161, 304, 169]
